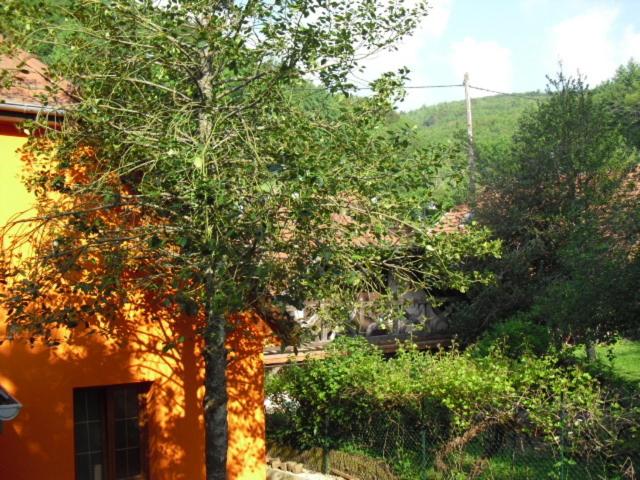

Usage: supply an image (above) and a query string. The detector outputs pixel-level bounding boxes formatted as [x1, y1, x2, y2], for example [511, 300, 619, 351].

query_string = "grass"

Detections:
[596, 339, 640, 384]
[574, 338, 640, 389]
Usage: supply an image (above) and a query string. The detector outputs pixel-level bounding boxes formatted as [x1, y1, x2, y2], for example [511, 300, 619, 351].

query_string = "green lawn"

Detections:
[598, 339, 640, 383]
[579, 338, 640, 386]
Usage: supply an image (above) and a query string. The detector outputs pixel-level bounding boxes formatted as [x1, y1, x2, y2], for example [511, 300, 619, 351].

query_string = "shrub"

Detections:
[267, 337, 603, 452]
[473, 316, 552, 358]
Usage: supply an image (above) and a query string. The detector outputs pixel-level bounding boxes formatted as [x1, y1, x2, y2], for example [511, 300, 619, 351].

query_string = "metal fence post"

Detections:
[421, 429, 427, 480]
[322, 415, 330, 474]
[559, 392, 566, 480]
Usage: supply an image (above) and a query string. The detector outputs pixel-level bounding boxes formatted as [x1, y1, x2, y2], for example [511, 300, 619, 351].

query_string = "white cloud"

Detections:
[520, 0, 551, 14]
[550, 7, 618, 84]
[622, 26, 640, 63]
[549, 6, 624, 86]
[423, 0, 453, 38]
[449, 37, 513, 97]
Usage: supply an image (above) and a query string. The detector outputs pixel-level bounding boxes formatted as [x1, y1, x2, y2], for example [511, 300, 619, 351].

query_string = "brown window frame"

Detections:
[73, 382, 152, 480]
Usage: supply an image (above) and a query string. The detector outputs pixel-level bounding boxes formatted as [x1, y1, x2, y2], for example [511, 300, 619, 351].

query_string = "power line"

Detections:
[355, 83, 463, 90]
[293, 82, 543, 98]
[292, 83, 462, 92]
[469, 85, 543, 100]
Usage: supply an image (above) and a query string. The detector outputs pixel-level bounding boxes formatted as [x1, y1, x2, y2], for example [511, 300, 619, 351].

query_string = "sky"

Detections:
[354, 0, 640, 111]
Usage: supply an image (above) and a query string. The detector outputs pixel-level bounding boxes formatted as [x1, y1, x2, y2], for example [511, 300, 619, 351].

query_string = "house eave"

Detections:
[0, 101, 65, 123]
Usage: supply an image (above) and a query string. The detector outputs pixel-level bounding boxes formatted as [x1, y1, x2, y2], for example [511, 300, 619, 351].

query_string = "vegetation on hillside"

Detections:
[390, 92, 546, 205]
[396, 91, 545, 149]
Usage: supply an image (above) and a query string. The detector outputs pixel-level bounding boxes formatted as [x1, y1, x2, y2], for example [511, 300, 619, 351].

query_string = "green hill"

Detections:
[388, 92, 546, 205]
[396, 92, 547, 148]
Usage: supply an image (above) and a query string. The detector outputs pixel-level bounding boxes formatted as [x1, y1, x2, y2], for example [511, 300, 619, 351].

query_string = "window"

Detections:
[74, 383, 151, 480]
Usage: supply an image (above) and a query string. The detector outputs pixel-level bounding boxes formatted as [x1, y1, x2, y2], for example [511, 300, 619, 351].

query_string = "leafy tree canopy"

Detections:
[0, 1, 499, 478]
[454, 73, 639, 347]
[595, 60, 640, 149]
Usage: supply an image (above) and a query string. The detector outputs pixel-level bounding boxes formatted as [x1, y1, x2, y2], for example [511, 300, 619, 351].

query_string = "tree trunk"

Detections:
[197, 39, 227, 480]
[203, 268, 228, 480]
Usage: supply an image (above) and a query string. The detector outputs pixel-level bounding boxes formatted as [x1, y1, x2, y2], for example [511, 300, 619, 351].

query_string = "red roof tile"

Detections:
[0, 47, 73, 109]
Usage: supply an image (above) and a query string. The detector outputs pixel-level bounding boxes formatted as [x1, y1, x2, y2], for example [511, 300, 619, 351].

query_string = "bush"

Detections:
[266, 337, 619, 470]
[473, 316, 552, 358]
[266, 337, 383, 451]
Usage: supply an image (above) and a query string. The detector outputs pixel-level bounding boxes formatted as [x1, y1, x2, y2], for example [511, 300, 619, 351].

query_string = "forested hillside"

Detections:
[395, 91, 546, 148]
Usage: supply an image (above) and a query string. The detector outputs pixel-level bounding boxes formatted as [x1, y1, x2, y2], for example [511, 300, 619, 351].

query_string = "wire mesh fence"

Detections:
[267, 407, 640, 480]
[341, 413, 638, 480]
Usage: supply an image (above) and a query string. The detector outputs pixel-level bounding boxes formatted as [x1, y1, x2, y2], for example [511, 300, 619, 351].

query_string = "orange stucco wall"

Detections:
[0, 122, 268, 479]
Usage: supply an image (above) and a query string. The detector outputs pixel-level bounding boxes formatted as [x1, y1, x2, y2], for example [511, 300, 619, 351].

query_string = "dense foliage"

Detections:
[0, 1, 505, 478]
[596, 61, 640, 149]
[452, 72, 640, 350]
[267, 337, 639, 478]
[472, 317, 552, 359]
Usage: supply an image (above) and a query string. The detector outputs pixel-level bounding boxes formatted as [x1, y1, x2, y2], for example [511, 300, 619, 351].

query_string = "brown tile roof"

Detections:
[602, 164, 640, 256]
[432, 204, 473, 234]
[0, 47, 73, 110]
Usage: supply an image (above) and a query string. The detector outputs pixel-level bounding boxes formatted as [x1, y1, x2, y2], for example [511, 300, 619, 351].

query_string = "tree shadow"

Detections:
[0, 298, 271, 479]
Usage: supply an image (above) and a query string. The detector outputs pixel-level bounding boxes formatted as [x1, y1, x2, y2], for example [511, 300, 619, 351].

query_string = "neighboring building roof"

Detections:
[432, 204, 474, 234]
[0, 46, 72, 119]
[263, 332, 451, 367]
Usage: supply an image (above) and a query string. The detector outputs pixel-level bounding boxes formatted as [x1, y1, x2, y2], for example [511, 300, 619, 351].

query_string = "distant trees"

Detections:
[596, 61, 640, 149]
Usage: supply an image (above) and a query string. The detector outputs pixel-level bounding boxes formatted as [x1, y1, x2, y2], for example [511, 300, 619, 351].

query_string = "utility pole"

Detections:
[463, 72, 476, 207]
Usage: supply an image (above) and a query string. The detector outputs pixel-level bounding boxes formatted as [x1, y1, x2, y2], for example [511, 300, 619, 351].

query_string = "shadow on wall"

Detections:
[226, 311, 271, 480]
[0, 301, 271, 479]
[0, 139, 270, 480]
[0, 297, 206, 480]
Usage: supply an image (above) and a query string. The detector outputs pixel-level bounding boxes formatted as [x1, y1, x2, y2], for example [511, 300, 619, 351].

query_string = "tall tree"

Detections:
[0, 1, 498, 478]
[456, 73, 637, 351]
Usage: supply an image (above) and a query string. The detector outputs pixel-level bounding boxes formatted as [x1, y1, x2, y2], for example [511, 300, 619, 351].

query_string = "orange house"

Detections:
[0, 51, 271, 479]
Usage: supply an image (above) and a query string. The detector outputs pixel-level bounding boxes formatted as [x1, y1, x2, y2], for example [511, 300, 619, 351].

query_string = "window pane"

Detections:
[115, 419, 127, 449]
[127, 448, 141, 476]
[125, 389, 138, 418]
[74, 389, 105, 480]
[126, 419, 140, 446]
[115, 418, 141, 450]
[113, 385, 145, 478]
[114, 386, 140, 419]
[115, 449, 128, 478]
[73, 395, 85, 424]
[88, 421, 103, 452]
[85, 390, 103, 421]
[114, 388, 127, 419]
[75, 422, 89, 454]
[90, 458, 105, 480]
[76, 454, 91, 480]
